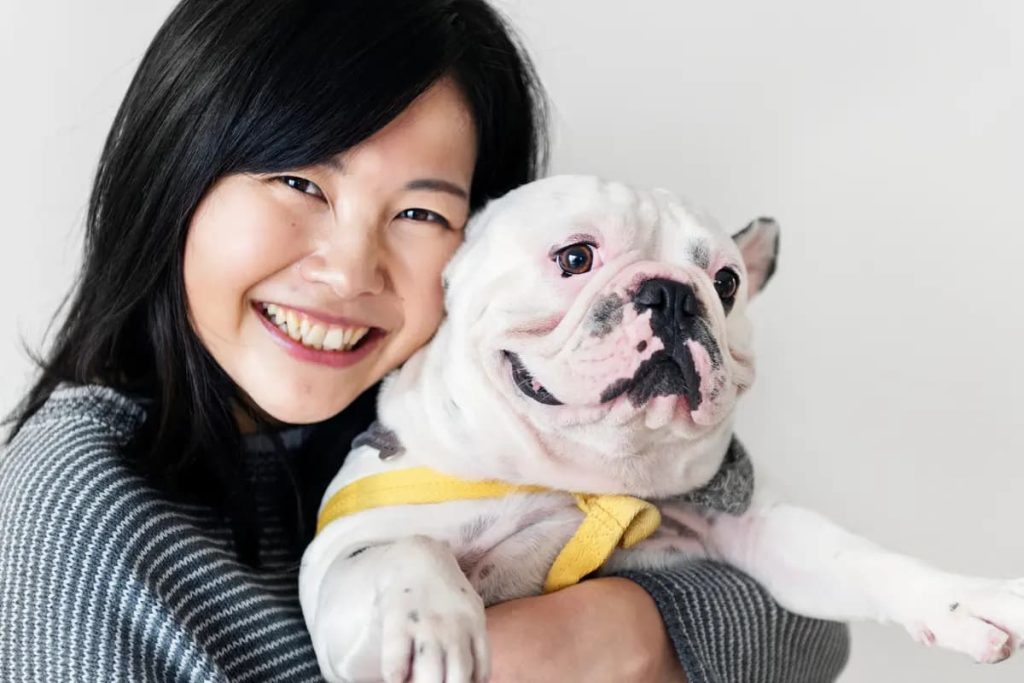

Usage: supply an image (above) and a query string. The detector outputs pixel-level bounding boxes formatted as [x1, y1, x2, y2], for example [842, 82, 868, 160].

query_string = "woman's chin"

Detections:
[235, 380, 363, 428]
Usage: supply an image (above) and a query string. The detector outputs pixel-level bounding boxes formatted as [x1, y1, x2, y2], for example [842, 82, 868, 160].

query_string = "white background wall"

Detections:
[2, 1, 1022, 680]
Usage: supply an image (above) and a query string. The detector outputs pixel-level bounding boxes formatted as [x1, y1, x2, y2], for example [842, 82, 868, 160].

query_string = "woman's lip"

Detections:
[255, 300, 382, 331]
[253, 302, 385, 369]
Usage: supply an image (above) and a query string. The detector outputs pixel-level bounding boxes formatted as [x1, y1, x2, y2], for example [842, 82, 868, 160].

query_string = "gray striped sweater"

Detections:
[0, 385, 849, 682]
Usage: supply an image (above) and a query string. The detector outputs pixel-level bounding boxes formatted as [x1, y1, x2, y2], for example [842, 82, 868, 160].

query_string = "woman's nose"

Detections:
[299, 222, 386, 299]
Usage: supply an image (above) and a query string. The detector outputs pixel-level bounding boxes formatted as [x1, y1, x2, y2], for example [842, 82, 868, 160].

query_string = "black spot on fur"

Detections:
[626, 349, 701, 409]
[589, 294, 624, 338]
[690, 240, 711, 269]
[636, 340, 648, 353]
[353, 421, 405, 461]
[409, 611, 420, 623]
[600, 377, 632, 404]
[691, 319, 723, 368]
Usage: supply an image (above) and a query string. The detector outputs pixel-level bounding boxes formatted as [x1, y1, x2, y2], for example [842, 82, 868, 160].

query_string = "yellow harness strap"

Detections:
[316, 466, 661, 593]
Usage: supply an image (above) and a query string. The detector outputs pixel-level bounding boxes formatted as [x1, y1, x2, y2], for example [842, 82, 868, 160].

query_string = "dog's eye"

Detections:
[713, 268, 740, 300]
[554, 243, 595, 277]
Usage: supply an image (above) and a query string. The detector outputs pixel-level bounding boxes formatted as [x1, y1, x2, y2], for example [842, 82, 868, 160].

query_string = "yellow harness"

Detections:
[316, 466, 662, 593]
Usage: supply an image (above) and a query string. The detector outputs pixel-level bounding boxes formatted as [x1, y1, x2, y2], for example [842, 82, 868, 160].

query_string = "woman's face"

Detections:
[184, 78, 476, 424]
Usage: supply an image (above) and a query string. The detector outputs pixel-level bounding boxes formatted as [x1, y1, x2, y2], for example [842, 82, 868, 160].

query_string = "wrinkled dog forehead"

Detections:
[443, 175, 740, 303]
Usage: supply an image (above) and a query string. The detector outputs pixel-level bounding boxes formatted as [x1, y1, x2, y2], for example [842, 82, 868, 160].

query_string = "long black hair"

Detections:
[5, 0, 547, 565]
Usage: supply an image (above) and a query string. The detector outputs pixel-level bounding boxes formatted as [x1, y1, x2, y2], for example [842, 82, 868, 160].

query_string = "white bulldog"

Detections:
[299, 175, 1024, 683]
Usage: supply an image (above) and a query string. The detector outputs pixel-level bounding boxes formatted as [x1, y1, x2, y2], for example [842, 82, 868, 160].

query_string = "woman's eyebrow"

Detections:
[404, 178, 469, 199]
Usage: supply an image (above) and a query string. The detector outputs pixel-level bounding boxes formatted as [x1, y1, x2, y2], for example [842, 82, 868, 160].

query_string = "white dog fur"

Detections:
[299, 175, 1024, 683]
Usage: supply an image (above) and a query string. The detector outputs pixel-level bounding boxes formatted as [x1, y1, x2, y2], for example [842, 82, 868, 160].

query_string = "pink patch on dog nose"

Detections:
[685, 340, 720, 424]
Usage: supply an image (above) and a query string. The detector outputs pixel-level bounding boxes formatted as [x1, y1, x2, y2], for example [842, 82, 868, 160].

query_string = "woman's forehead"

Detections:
[323, 79, 477, 189]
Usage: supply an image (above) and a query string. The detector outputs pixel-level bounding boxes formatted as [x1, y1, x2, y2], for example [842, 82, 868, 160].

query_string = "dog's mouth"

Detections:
[504, 344, 704, 413]
[504, 351, 563, 406]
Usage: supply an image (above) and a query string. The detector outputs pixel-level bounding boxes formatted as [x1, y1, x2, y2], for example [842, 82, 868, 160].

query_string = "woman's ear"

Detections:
[733, 217, 781, 298]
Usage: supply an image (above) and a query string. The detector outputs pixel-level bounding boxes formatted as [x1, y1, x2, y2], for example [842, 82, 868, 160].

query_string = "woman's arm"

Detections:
[0, 387, 324, 682]
[487, 563, 850, 683]
[487, 577, 685, 683]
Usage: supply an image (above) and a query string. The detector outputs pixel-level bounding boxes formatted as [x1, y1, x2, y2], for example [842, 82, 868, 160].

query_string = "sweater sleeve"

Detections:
[0, 388, 226, 682]
[0, 386, 323, 683]
[620, 562, 850, 683]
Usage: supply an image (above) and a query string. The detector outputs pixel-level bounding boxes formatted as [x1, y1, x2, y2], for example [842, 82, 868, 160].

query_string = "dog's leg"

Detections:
[706, 503, 1024, 663]
[306, 535, 488, 683]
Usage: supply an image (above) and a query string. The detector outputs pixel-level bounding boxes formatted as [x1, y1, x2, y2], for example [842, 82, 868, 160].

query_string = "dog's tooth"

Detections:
[303, 323, 326, 348]
[299, 316, 311, 338]
[286, 310, 301, 340]
[266, 303, 279, 315]
[341, 328, 354, 346]
[644, 395, 677, 430]
[322, 327, 345, 351]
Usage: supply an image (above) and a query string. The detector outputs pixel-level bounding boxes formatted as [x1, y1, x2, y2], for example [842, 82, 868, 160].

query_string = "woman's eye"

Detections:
[396, 208, 451, 229]
[713, 268, 740, 300]
[554, 243, 595, 277]
[277, 175, 324, 199]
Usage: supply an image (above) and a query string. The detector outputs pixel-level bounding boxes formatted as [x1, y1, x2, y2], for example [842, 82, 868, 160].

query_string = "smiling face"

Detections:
[442, 175, 779, 455]
[184, 78, 477, 424]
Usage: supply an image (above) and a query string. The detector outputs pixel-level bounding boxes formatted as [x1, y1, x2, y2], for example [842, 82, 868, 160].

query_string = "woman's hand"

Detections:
[485, 577, 686, 683]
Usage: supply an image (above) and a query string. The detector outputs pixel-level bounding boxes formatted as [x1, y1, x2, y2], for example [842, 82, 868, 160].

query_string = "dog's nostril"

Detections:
[634, 278, 700, 321]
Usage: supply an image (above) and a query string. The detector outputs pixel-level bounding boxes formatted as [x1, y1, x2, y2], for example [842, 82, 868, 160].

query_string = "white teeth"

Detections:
[265, 303, 285, 325]
[261, 303, 372, 352]
[286, 310, 301, 340]
[303, 323, 327, 349]
[322, 328, 344, 351]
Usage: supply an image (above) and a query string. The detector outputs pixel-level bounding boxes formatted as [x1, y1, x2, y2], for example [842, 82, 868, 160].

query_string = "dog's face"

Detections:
[440, 175, 778, 468]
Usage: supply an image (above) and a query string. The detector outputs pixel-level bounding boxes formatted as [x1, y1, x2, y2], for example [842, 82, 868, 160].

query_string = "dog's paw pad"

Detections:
[936, 616, 1011, 663]
[912, 627, 937, 647]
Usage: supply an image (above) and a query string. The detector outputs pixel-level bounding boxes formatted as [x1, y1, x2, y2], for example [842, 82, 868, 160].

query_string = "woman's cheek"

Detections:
[185, 180, 305, 331]
[389, 226, 463, 338]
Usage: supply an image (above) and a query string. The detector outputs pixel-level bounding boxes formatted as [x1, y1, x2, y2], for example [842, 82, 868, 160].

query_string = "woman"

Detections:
[0, 0, 849, 680]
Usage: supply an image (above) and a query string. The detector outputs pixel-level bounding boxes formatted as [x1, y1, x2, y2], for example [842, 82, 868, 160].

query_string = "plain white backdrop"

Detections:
[1, 1, 1021, 680]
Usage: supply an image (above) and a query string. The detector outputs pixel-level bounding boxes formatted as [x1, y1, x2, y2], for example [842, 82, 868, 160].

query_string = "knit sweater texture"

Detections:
[0, 385, 850, 682]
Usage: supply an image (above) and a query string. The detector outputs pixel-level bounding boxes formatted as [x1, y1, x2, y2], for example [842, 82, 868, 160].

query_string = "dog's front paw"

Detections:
[378, 556, 489, 683]
[904, 577, 1024, 663]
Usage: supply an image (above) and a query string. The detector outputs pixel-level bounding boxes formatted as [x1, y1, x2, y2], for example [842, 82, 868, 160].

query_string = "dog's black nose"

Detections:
[634, 278, 701, 324]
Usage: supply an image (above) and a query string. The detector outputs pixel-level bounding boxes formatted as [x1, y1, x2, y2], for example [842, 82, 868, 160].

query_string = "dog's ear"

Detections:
[732, 217, 780, 298]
